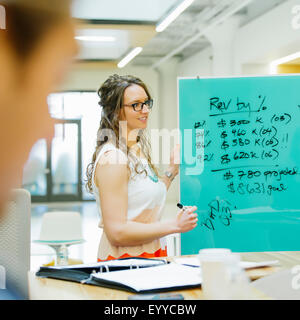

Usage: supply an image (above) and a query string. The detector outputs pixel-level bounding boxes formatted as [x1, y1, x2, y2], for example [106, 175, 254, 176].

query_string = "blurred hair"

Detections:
[0, 0, 71, 59]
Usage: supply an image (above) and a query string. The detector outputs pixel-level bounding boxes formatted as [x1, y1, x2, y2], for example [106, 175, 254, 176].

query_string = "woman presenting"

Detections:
[86, 74, 198, 261]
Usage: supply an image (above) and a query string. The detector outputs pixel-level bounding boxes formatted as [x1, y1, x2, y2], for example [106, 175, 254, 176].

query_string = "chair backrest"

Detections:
[166, 233, 181, 257]
[0, 189, 31, 299]
[251, 267, 300, 300]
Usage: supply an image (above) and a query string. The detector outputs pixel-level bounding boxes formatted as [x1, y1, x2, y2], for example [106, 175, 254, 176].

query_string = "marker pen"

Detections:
[177, 203, 187, 211]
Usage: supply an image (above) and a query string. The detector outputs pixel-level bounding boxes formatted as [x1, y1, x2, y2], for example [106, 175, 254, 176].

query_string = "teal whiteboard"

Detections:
[179, 75, 300, 254]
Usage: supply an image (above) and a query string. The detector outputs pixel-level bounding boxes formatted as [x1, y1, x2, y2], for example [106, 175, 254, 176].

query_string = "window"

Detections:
[48, 91, 100, 200]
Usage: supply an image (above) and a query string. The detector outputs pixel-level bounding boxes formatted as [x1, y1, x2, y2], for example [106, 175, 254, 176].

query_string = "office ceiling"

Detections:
[72, 0, 288, 68]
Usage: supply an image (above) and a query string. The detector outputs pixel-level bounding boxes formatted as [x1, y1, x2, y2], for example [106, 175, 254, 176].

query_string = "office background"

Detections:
[21, 0, 300, 267]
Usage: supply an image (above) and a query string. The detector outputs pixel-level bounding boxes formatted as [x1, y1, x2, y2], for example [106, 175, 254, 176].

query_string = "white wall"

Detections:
[178, 47, 212, 78]
[156, 58, 180, 205]
[235, 0, 300, 66]
[177, 0, 300, 77]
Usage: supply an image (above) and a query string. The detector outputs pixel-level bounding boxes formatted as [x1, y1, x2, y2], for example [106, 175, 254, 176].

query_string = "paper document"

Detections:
[174, 257, 279, 269]
[92, 263, 202, 292]
[239, 260, 279, 269]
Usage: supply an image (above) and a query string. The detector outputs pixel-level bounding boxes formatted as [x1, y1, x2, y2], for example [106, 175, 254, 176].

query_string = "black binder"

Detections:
[36, 257, 167, 285]
[36, 258, 202, 293]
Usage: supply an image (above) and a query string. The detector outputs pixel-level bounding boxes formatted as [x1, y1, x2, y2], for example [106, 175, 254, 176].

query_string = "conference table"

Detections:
[28, 251, 300, 300]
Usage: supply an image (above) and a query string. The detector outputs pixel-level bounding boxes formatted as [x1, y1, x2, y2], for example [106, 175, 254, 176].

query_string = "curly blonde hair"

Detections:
[85, 74, 159, 193]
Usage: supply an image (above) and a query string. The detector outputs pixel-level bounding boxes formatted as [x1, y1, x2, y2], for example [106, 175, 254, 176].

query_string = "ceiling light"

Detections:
[118, 47, 143, 68]
[156, 0, 195, 33]
[75, 36, 116, 42]
[270, 51, 300, 74]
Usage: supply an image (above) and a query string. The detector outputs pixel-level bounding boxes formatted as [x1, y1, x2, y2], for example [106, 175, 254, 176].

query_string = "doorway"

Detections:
[22, 119, 82, 202]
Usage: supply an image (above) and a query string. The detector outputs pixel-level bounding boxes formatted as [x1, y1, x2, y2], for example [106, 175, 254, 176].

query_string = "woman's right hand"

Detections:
[175, 206, 198, 233]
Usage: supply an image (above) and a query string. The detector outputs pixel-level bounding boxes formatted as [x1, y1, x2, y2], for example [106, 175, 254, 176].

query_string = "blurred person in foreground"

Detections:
[0, 0, 78, 299]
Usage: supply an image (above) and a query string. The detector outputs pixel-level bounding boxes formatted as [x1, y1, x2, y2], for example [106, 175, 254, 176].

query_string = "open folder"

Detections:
[90, 263, 201, 293]
[36, 257, 202, 293]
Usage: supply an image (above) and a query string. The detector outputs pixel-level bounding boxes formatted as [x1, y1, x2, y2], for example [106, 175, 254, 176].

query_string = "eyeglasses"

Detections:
[123, 99, 153, 112]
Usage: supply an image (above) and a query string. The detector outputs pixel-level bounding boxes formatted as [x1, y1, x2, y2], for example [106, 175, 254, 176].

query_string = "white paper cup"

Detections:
[198, 248, 237, 299]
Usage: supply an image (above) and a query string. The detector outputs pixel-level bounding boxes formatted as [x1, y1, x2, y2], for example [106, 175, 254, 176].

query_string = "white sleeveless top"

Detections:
[92, 142, 167, 260]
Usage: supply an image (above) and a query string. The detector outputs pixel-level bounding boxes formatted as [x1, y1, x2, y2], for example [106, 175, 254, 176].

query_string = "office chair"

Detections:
[166, 233, 181, 256]
[0, 189, 31, 299]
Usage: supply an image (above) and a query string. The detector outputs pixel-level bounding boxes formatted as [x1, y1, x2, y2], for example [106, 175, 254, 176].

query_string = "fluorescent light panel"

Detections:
[118, 47, 143, 68]
[75, 35, 116, 42]
[156, 0, 194, 32]
[270, 51, 300, 74]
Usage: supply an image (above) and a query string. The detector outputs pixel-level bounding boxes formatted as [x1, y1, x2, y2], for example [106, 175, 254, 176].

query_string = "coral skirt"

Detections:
[97, 247, 167, 262]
